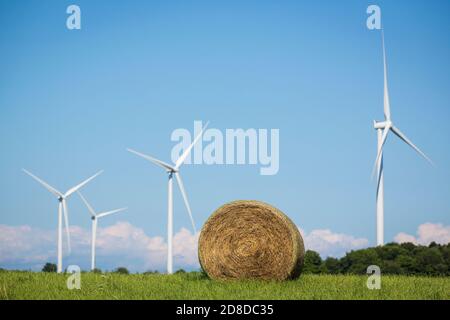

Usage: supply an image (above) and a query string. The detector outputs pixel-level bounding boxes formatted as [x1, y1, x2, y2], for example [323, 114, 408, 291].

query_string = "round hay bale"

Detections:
[198, 200, 304, 281]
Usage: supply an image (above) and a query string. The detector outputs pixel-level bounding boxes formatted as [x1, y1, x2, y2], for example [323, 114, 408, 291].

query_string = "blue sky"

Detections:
[0, 0, 449, 271]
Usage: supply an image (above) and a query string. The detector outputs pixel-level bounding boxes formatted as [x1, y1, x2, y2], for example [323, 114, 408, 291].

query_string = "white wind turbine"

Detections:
[372, 31, 433, 246]
[77, 191, 127, 271]
[22, 169, 103, 273]
[127, 122, 209, 274]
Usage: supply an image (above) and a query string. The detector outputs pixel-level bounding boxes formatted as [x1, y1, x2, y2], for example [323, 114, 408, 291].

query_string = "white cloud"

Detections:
[394, 222, 450, 245]
[173, 228, 200, 266]
[0, 222, 199, 272]
[299, 228, 369, 258]
[1, 222, 368, 270]
[0, 225, 55, 265]
[3, 221, 447, 271]
[394, 232, 417, 244]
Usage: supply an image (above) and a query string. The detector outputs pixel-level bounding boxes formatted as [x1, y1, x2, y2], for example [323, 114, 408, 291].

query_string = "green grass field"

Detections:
[0, 271, 448, 300]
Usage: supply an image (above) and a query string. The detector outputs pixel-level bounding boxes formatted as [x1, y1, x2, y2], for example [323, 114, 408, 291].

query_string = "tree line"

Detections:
[303, 242, 450, 276]
[35, 242, 450, 276]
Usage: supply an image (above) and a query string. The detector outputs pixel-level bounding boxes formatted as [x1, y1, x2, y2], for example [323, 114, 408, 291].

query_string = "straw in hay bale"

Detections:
[198, 200, 304, 280]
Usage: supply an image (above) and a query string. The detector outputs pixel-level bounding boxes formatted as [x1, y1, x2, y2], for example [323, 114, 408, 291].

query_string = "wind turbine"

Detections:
[372, 30, 433, 246]
[22, 169, 103, 273]
[127, 121, 209, 274]
[77, 191, 127, 271]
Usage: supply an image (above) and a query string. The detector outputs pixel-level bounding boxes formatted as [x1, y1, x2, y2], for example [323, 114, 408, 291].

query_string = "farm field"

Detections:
[0, 271, 448, 300]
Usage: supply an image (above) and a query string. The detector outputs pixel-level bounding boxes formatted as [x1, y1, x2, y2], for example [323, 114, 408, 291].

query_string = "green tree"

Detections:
[303, 250, 323, 274]
[323, 257, 341, 274]
[415, 247, 444, 275]
[440, 245, 450, 274]
[114, 267, 129, 274]
[434, 264, 447, 275]
[301, 243, 449, 276]
[341, 249, 381, 274]
[429, 241, 438, 248]
[143, 270, 159, 275]
[381, 260, 403, 274]
[395, 254, 416, 274]
[376, 243, 406, 261]
[42, 263, 57, 273]
[400, 242, 416, 252]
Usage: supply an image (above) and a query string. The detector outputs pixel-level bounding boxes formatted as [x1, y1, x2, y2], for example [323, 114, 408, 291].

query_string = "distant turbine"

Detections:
[77, 191, 127, 271]
[372, 30, 433, 246]
[22, 169, 103, 273]
[127, 121, 209, 274]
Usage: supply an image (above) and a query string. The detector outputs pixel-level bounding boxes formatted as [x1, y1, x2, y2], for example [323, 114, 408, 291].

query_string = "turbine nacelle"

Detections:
[373, 120, 392, 130]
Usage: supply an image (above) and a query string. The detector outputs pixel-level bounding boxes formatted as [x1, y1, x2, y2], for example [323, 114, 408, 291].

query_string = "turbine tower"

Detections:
[372, 31, 433, 246]
[78, 191, 127, 271]
[23, 169, 103, 273]
[127, 122, 208, 274]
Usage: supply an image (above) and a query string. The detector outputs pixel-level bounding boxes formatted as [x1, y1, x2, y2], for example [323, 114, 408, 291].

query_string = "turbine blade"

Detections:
[64, 170, 103, 198]
[382, 30, 391, 121]
[77, 191, 96, 217]
[371, 126, 390, 179]
[174, 172, 196, 234]
[97, 207, 127, 218]
[175, 121, 209, 170]
[391, 126, 434, 165]
[62, 199, 71, 254]
[127, 148, 176, 172]
[22, 169, 63, 198]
